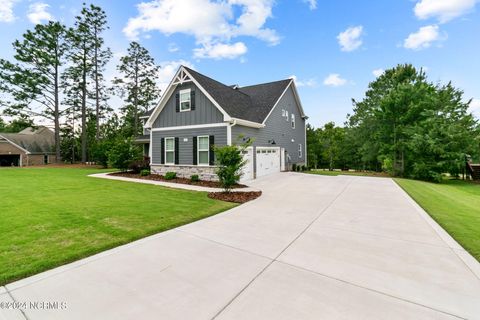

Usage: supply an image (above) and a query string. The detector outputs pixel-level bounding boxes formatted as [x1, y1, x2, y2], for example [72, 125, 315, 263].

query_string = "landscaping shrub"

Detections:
[292, 163, 297, 172]
[128, 157, 150, 173]
[165, 172, 177, 180]
[107, 138, 142, 171]
[214, 143, 249, 192]
[302, 165, 307, 172]
[140, 169, 150, 176]
[91, 140, 114, 168]
[190, 174, 200, 182]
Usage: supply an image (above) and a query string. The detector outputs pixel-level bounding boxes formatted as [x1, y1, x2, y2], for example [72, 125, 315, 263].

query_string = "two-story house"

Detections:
[140, 66, 307, 181]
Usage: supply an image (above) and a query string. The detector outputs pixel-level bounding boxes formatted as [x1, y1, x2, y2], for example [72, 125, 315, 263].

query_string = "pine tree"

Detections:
[113, 42, 160, 137]
[0, 22, 67, 160]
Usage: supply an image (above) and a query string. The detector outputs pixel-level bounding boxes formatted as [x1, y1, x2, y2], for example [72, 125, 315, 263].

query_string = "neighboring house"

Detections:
[139, 66, 307, 181]
[0, 126, 55, 167]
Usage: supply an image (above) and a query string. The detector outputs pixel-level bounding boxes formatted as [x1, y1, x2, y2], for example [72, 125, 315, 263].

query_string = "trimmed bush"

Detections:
[190, 174, 200, 182]
[128, 157, 150, 173]
[292, 163, 297, 172]
[107, 138, 142, 171]
[214, 143, 249, 192]
[140, 169, 150, 176]
[165, 172, 177, 180]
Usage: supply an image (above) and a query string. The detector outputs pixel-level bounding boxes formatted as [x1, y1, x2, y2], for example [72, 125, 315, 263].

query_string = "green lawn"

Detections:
[395, 178, 480, 261]
[0, 168, 236, 285]
[306, 169, 389, 177]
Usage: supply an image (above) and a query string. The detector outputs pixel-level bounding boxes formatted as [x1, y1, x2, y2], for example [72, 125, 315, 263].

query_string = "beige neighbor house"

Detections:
[0, 126, 55, 167]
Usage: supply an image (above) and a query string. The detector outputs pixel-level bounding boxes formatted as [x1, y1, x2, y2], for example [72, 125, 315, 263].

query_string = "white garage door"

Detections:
[256, 147, 281, 178]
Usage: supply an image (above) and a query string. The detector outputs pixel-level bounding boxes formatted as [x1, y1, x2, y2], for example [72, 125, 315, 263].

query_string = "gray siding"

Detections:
[232, 86, 306, 164]
[151, 126, 227, 165]
[153, 83, 224, 128]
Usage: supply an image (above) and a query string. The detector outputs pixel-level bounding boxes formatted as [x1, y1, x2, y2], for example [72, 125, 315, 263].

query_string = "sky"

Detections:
[0, 0, 479, 128]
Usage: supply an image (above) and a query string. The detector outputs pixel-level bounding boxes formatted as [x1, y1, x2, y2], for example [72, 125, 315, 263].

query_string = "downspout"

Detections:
[227, 119, 237, 146]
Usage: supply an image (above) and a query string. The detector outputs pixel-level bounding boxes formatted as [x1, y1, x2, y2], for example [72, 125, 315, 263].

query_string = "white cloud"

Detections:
[323, 74, 347, 87]
[193, 42, 247, 59]
[27, 2, 54, 24]
[337, 25, 364, 52]
[372, 69, 384, 77]
[289, 75, 317, 87]
[470, 99, 480, 117]
[414, 0, 478, 23]
[404, 25, 446, 50]
[0, 0, 18, 23]
[168, 43, 179, 52]
[304, 0, 317, 10]
[158, 60, 194, 91]
[123, 0, 278, 60]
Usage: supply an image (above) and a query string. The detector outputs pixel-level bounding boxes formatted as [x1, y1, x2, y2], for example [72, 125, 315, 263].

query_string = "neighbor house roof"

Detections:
[183, 67, 293, 124]
[0, 126, 55, 154]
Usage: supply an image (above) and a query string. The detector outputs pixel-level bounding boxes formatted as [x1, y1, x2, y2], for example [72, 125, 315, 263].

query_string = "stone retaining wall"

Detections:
[151, 165, 219, 181]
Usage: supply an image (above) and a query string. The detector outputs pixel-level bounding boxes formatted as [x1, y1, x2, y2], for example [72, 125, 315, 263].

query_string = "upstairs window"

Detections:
[285, 110, 289, 122]
[165, 137, 175, 164]
[282, 109, 285, 117]
[179, 89, 191, 112]
[298, 144, 302, 158]
[198, 136, 210, 166]
[291, 114, 295, 129]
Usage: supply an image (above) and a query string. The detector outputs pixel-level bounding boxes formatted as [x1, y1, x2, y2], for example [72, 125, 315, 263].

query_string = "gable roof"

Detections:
[146, 66, 306, 127]
[184, 67, 293, 124]
[0, 126, 54, 154]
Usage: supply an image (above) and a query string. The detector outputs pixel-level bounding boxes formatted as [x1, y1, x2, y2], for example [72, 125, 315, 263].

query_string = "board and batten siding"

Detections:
[151, 127, 227, 165]
[231, 86, 306, 164]
[152, 83, 224, 128]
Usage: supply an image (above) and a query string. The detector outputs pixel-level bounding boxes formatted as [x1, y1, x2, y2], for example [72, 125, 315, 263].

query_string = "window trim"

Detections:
[298, 143, 302, 158]
[179, 88, 191, 112]
[164, 137, 175, 165]
[291, 113, 295, 129]
[197, 135, 210, 166]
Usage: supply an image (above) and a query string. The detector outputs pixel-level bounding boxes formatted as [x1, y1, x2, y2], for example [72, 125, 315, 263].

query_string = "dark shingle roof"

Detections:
[184, 67, 291, 124]
[0, 127, 54, 154]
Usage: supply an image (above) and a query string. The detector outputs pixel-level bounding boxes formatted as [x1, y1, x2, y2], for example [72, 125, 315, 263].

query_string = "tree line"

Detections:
[0, 3, 160, 164]
[307, 64, 480, 182]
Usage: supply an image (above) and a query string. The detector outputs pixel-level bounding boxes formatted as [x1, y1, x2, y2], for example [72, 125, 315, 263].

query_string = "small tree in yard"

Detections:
[214, 143, 249, 192]
[107, 138, 141, 171]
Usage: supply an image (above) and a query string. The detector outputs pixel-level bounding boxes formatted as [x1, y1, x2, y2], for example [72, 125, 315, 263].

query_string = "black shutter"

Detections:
[192, 136, 197, 165]
[174, 137, 179, 165]
[190, 90, 196, 110]
[175, 93, 180, 112]
[209, 135, 215, 166]
[160, 138, 165, 164]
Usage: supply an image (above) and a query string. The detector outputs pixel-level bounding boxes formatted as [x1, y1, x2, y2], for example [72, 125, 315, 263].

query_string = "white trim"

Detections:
[164, 137, 175, 165]
[151, 123, 228, 132]
[145, 66, 232, 128]
[179, 88, 191, 112]
[231, 118, 265, 128]
[197, 135, 210, 166]
[262, 80, 307, 125]
[0, 135, 31, 154]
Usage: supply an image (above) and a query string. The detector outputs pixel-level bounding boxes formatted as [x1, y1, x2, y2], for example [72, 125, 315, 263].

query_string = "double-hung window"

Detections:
[291, 114, 295, 129]
[298, 144, 302, 158]
[165, 137, 175, 164]
[285, 110, 289, 122]
[179, 89, 191, 112]
[198, 136, 209, 166]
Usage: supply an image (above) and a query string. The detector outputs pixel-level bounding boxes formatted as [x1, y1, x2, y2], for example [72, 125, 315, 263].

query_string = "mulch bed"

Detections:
[208, 191, 262, 203]
[110, 172, 247, 189]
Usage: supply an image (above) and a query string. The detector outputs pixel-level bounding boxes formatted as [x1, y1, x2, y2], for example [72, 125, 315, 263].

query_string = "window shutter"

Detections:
[160, 138, 165, 164]
[190, 90, 196, 110]
[209, 135, 215, 166]
[174, 137, 179, 164]
[175, 93, 180, 112]
[192, 136, 197, 165]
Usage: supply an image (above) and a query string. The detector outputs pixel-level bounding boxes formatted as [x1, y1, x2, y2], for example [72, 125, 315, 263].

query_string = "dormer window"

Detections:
[291, 114, 295, 129]
[180, 89, 191, 112]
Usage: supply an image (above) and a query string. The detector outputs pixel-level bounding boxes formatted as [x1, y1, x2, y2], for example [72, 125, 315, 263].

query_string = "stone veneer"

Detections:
[151, 165, 219, 181]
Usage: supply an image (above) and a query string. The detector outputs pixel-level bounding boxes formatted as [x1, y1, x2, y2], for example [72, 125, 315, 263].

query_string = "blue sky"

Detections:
[1, 0, 479, 127]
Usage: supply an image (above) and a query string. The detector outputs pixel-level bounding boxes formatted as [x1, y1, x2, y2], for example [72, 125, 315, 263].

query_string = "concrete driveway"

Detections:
[2, 173, 480, 320]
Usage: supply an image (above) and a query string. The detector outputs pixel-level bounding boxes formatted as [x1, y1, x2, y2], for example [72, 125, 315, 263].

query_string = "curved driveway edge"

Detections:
[2, 173, 480, 320]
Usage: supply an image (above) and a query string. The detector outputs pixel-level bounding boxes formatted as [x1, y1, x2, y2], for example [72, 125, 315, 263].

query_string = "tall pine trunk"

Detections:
[94, 26, 100, 140]
[81, 47, 87, 163]
[54, 44, 61, 162]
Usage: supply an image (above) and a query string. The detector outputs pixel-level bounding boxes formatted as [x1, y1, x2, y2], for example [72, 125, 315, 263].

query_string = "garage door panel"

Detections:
[256, 147, 280, 178]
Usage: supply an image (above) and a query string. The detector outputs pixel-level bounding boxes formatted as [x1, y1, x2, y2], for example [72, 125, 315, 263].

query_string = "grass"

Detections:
[0, 167, 236, 285]
[395, 178, 480, 261]
[306, 169, 389, 177]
